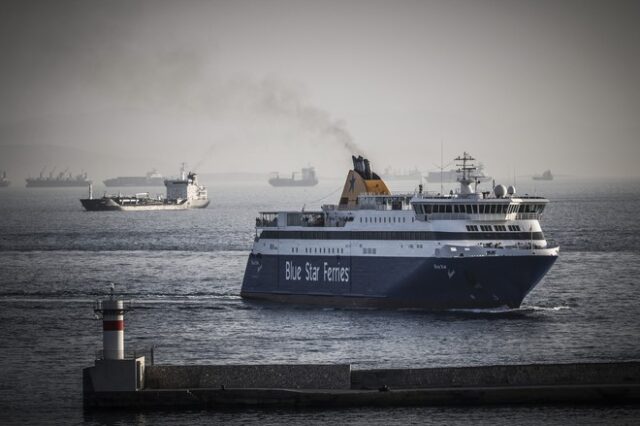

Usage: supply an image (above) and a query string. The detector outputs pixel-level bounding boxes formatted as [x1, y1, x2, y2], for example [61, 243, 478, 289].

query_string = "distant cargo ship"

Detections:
[0, 171, 10, 187]
[103, 169, 164, 187]
[381, 167, 422, 181]
[532, 170, 553, 181]
[268, 167, 318, 187]
[426, 163, 492, 184]
[26, 168, 91, 188]
[81, 166, 208, 211]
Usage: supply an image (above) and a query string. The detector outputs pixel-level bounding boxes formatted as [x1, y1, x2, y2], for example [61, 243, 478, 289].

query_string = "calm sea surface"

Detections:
[1, 177, 639, 425]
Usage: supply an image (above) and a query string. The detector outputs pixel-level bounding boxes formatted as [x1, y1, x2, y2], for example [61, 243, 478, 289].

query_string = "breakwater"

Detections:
[83, 361, 640, 409]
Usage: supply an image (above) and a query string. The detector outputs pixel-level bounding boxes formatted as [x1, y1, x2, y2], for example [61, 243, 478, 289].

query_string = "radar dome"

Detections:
[494, 184, 507, 198]
[507, 185, 516, 195]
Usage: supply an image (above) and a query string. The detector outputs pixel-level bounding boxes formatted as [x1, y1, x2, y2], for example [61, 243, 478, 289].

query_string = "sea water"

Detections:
[1, 178, 639, 425]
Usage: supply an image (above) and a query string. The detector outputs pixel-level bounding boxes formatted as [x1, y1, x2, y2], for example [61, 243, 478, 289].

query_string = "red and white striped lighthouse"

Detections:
[95, 286, 127, 360]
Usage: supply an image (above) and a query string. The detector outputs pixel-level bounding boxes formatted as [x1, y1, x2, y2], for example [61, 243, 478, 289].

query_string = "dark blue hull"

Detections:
[241, 254, 557, 310]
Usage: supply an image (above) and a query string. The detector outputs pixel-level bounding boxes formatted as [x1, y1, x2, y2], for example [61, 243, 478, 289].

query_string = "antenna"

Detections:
[434, 140, 453, 195]
[440, 140, 443, 195]
[454, 152, 477, 195]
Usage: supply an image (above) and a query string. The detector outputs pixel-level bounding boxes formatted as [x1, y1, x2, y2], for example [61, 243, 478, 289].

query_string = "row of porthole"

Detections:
[465, 224, 521, 232]
[289, 247, 346, 254]
[359, 216, 413, 224]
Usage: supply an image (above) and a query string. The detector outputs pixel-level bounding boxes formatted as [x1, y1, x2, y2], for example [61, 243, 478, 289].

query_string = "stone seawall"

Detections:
[351, 361, 640, 389]
[145, 364, 351, 390]
[84, 361, 640, 409]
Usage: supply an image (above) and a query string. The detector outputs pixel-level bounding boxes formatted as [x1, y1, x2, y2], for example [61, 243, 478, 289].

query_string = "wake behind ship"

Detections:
[241, 154, 559, 310]
[81, 167, 209, 211]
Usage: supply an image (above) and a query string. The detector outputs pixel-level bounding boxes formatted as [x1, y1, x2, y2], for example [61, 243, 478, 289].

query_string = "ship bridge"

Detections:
[411, 195, 548, 222]
[411, 151, 548, 222]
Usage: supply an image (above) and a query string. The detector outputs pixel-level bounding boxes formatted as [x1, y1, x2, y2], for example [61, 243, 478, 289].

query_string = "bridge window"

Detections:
[480, 225, 492, 232]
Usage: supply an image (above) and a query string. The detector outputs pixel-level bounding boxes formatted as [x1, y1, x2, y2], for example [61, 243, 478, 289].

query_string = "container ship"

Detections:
[532, 170, 553, 181]
[26, 168, 91, 188]
[80, 167, 208, 211]
[103, 169, 164, 187]
[241, 153, 559, 310]
[268, 167, 318, 187]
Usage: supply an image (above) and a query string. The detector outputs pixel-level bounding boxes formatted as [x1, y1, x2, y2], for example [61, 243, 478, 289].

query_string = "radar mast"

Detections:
[455, 152, 479, 195]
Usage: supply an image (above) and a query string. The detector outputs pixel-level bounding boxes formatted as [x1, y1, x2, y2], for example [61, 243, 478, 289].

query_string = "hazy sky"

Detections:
[1, 0, 639, 179]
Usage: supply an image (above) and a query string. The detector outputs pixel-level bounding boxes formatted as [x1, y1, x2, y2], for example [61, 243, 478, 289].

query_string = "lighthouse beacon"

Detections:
[83, 287, 145, 393]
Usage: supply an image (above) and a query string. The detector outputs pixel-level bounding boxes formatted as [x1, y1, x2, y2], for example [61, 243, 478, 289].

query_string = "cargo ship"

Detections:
[532, 170, 553, 181]
[0, 171, 9, 187]
[268, 167, 318, 187]
[426, 163, 492, 184]
[26, 168, 91, 188]
[241, 153, 559, 310]
[103, 169, 164, 187]
[80, 167, 209, 211]
[381, 167, 422, 181]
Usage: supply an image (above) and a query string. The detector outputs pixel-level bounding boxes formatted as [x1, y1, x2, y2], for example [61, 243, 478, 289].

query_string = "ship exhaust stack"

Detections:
[364, 159, 372, 179]
[352, 155, 365, 175]
[340, 155, 390, 208]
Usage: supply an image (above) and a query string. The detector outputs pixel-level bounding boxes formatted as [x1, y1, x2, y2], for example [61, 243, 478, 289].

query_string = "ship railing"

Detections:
[286, 212, 325, 227]
[255, 218, 278, 227]
[94, 346, 156, 364]
[514, 213, 543, 220]
[545, 239, 559, 249]
[425, 213, 517, 221]
[357, 204, 413, 211]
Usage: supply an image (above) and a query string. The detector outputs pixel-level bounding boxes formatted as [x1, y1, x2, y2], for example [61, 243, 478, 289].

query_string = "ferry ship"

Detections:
[80, 167, 208, 211]
[268, 167, 318, 187]
[241, 153, 559, 310]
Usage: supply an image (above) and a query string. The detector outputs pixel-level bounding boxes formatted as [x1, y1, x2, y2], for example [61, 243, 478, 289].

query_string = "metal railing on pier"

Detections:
[94, 345, 156, 364]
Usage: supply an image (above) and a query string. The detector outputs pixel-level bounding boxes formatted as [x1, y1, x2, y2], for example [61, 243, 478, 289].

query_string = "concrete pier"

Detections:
[83, 293, 640, 409]
[83, 361, 640, 409]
